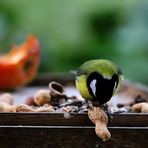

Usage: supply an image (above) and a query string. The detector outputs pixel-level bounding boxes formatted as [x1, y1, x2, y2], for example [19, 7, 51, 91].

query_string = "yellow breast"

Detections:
[75, 75, 93, 100]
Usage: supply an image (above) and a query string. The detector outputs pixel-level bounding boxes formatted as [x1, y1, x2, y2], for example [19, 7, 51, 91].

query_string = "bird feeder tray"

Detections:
[0, 74, 148, 148]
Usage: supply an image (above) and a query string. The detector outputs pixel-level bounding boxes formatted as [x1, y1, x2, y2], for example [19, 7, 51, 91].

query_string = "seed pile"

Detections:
[0, 82, 88, 113]
[0, 81, 147, 114]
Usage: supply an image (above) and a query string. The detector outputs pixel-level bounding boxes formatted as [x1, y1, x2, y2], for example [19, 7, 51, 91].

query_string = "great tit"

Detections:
[75, 59, 123, 106]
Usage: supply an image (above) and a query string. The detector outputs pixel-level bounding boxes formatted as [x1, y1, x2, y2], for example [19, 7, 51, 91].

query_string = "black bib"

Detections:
[87, 72, 118, 104]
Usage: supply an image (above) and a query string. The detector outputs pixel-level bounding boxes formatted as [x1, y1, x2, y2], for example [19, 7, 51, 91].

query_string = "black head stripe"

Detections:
[87, 72, 102, 100]
[87, 72, 119, 104]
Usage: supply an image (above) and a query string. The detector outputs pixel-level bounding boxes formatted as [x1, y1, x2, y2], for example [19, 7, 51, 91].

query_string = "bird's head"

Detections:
[75, 59, 123, 105]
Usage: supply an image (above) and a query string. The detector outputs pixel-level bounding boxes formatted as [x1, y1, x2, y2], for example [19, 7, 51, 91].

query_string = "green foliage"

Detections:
[0, 0, 148, 84]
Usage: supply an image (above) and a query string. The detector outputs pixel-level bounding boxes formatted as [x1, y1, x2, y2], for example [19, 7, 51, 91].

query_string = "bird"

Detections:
[75, 59, 123, 106]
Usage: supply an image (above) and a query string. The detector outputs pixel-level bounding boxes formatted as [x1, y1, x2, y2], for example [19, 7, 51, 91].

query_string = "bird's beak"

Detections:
[70, 70, 77, 75]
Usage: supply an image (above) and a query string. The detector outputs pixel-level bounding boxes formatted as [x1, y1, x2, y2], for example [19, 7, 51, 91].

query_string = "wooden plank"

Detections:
[29, 73, 75, 86]
[0, 112, 147, 127]
[0, 126, 147, 148]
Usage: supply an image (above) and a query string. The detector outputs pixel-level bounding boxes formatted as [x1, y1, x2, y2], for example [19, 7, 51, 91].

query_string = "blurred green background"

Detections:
[0, 0, 148, 84]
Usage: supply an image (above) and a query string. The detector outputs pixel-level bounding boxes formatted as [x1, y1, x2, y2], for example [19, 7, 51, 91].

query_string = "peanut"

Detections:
[16, 104, 35, 112]
[0, 93, 13, 105]
[0, 102, 15, 112]
[35, 105, 55, 112]
[132, 102, 148, 113]
[34, 90, 51, 106]
[88, 106, 111, 141]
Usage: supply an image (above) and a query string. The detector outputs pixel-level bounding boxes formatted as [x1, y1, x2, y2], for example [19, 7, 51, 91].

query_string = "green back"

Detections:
[77, 59, 122, 79]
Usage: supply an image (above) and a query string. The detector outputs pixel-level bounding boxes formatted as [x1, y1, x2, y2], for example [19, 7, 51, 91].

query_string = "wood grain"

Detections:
[0, 112, 147, 127]
[0, 126, 147, 148]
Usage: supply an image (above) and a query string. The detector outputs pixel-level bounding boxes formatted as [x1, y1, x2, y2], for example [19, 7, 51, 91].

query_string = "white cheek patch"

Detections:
[90, 79, 97, 97]
[113, 81, 117, 91]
